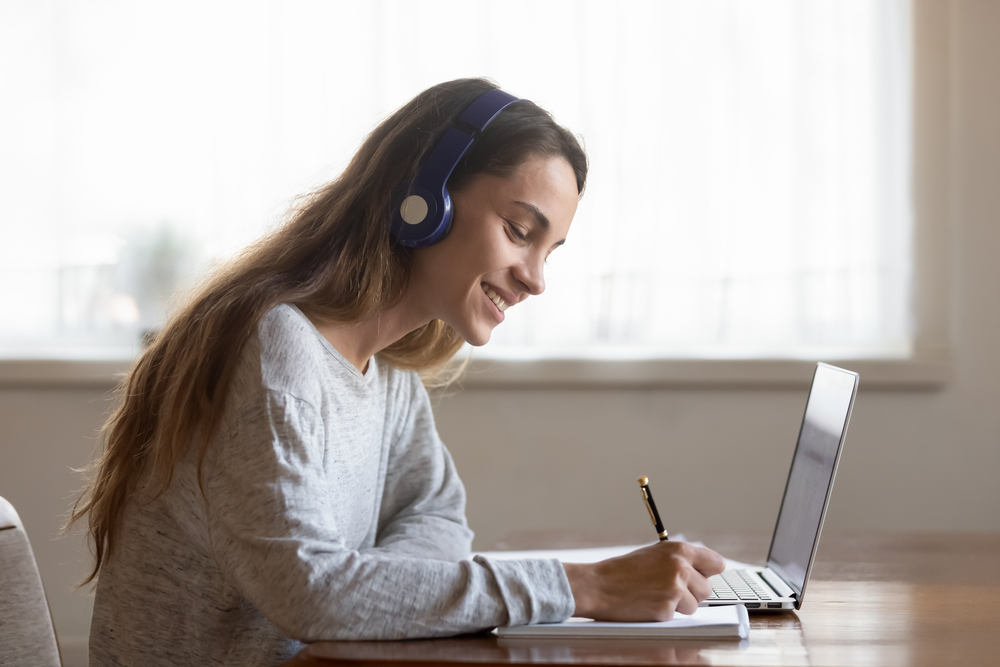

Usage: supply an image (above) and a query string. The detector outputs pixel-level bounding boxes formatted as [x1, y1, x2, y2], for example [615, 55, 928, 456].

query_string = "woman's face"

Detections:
[409, 154, 580, 346]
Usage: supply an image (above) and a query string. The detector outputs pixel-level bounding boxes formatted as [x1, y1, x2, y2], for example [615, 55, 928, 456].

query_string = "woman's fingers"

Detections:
[673, 588, 701, 616]
[688, 544, 727, 577]
[686, 568, 713, 602]
[644, 543, 722, 616]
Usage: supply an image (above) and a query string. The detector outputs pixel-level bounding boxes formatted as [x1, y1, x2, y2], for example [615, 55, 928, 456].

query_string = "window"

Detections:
[0, 1, 912, 365]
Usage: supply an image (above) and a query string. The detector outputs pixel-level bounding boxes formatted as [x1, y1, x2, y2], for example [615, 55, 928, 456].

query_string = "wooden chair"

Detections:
[0, 495, 62, 667]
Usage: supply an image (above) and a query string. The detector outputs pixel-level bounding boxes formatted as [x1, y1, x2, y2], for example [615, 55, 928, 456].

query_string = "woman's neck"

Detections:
[305, 298, 429, 374]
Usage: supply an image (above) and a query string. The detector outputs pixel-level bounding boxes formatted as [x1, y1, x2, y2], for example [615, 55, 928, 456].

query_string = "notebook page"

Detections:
[496, 604, 749, 639]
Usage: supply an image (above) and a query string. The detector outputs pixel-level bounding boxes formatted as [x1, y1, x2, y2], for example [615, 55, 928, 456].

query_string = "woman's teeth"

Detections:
[482, 285, 509, 312]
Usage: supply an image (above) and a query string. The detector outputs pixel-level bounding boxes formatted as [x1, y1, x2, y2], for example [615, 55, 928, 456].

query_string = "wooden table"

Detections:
[281, 531, 1000, 667]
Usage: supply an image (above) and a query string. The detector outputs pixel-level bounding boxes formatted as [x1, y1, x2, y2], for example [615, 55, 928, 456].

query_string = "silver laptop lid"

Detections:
[765, 362, 859, 606]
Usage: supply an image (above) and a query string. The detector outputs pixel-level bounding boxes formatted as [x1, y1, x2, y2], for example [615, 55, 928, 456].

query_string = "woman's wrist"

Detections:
[562, 562, 600, 618]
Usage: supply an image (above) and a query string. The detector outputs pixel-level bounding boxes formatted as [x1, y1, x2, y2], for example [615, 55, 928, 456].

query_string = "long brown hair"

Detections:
[69, 78, 588, 584]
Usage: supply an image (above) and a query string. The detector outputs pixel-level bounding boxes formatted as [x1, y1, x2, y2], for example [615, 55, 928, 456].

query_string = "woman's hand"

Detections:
[562, 542, 726, 621]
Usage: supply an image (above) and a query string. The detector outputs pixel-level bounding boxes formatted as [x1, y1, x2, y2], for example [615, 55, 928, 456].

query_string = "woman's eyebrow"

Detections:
[512, 200, 550, 230]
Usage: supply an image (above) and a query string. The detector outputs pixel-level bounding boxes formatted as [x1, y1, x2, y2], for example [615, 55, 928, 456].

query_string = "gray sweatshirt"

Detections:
[89, 304, 575, 667]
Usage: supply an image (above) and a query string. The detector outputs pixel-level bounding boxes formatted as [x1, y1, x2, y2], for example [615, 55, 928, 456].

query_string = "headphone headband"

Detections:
[391, 88, 524, 248]
[459, 88, 521, 131]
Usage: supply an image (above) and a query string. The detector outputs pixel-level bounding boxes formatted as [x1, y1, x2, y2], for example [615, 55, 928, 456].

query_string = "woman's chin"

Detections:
[458, 324, 495, 348]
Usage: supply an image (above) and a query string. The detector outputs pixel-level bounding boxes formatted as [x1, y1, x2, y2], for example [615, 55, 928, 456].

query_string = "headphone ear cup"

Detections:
[391, 185, 446, 248]
[390, 126, 471, 247]
[436, 187, 454, 241]
[399, 194, 430, 226]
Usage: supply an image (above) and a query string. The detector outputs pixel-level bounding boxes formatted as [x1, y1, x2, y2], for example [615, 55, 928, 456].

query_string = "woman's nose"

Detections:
[516, 254, 546, 296]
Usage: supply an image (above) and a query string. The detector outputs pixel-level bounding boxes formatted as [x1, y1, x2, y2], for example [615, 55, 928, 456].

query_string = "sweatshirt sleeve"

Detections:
[202, 389, 575, 642]
[366, 372, 474, 562]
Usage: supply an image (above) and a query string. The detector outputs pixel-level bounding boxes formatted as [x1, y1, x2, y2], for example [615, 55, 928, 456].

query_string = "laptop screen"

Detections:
[766, 363, 858, 595]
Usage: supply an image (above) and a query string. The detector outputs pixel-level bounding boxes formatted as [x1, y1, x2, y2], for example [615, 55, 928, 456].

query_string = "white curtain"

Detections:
[0, 0, 912, 359]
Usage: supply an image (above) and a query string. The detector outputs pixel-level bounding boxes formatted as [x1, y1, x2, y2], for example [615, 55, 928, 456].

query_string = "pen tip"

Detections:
[637, 476, 648, 485]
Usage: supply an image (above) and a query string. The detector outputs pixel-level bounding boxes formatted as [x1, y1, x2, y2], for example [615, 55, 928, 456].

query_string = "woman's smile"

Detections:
[482, 283, 511, 323]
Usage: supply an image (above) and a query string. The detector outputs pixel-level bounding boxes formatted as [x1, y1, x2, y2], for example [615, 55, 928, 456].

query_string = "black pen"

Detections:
[637, 476, 669, 541]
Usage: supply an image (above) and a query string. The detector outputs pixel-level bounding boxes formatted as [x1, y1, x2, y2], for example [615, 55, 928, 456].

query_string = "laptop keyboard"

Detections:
[707, 570, 772, 601]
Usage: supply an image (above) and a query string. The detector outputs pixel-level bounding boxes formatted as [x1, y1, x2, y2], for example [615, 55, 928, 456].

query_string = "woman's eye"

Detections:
[506, 221, 528, 241]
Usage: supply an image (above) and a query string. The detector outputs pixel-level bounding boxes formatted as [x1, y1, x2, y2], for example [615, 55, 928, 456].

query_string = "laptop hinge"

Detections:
[760, 567, 795, 598]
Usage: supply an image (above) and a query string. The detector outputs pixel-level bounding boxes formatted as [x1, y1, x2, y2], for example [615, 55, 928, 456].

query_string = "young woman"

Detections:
[72, 78, 724, 667]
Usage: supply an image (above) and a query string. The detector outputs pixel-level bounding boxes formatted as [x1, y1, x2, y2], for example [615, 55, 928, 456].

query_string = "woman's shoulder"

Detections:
[229, 304, 332, 405]
[232, 304, 423, 407]
[257, 303, 317, 350]
[253, 304, 416, 394]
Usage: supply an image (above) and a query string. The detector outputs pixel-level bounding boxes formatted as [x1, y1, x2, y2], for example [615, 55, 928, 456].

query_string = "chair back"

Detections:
[0, 495, 62, 667]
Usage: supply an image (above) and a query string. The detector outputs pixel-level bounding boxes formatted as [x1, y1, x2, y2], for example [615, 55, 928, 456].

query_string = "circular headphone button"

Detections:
[400, 195, 429, 225]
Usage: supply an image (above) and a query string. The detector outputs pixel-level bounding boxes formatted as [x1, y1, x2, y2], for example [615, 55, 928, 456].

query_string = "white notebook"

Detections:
[496, 604, 749, 640]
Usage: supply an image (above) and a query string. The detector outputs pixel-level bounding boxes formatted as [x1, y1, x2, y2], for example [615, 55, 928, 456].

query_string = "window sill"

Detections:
[456, 350, 950, 389]
[0, 358, 131, 388]
[0, 349, 950, 390]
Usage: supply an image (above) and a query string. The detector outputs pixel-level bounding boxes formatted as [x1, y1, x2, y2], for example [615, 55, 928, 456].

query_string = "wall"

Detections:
[438, 0, 1000, 548]
[1, 1, 997, 665]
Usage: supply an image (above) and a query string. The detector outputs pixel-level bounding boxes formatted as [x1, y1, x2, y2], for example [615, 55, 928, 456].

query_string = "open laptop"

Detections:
[703, 362, 859, 611]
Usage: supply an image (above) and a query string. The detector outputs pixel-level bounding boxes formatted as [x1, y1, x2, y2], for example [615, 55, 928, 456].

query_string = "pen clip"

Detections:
[640, 487, 657, 526]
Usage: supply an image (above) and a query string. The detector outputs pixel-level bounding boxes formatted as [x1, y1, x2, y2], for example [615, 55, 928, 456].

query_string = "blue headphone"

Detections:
[390, 88, 524, 248]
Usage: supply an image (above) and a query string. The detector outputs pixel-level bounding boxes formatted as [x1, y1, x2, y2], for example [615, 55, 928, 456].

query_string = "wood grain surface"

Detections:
[279, 532, 1000, 667]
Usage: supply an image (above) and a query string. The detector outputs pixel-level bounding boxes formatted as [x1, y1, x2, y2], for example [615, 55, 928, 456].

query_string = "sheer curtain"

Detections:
[0, 0, 912, 360]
